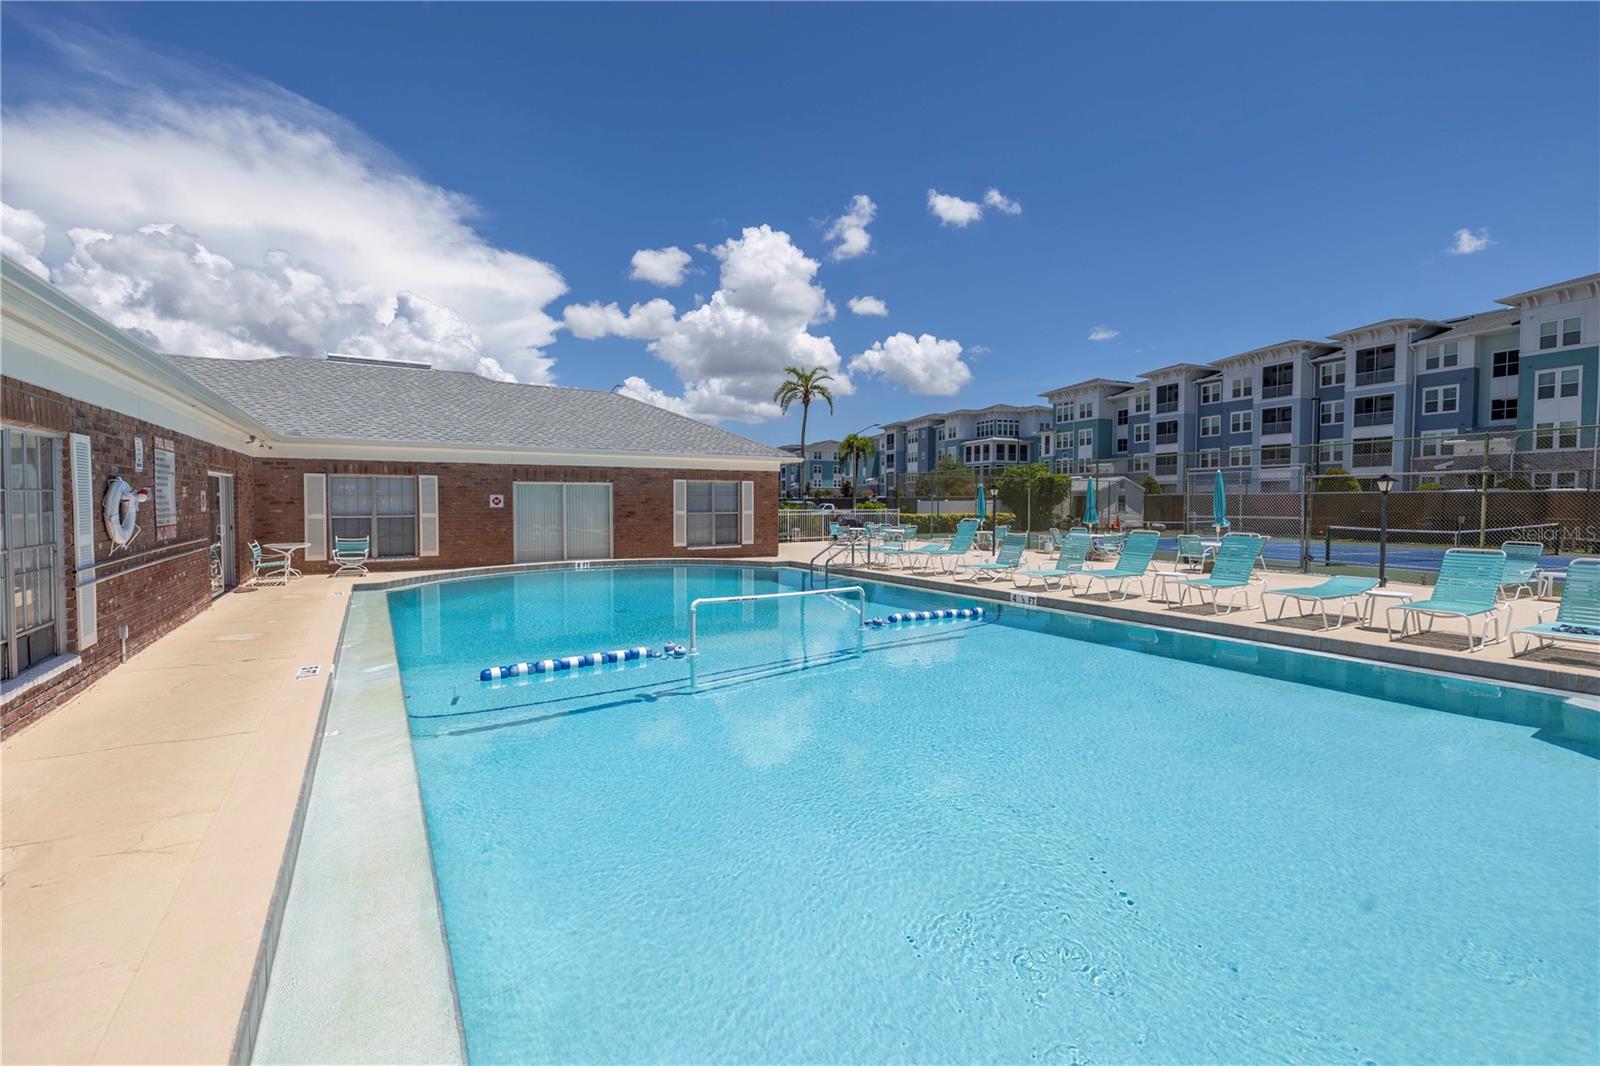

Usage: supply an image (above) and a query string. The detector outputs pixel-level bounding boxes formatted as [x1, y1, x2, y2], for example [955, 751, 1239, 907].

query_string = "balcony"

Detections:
[1354, 369, 1395, 387]
[1352, 412, 1393, 429]
[1155, 432, 1179, 446]
[1155, 400, 1179, 414]
[1261, 384, 1293, 399]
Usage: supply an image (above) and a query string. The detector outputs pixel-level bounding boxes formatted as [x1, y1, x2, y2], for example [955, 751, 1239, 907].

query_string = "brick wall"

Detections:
[2, 378, 256, 733]
[252, 459, 780, 567]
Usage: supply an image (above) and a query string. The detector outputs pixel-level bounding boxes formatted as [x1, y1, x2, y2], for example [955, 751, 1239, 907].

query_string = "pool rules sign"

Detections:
[153, 437, 177, 540]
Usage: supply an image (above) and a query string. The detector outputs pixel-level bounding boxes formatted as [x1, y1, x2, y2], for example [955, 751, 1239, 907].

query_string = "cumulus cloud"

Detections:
[847, 295, 888, 317]
[629, 246, 691, 287]
[983, 188, 1022, 215]
[1449, 228, 1492, 255]
[848, 332, 971, 395]
[1, 203, 51, 277]
[0, 30, 565, 381]
[1088, 325, 1120, 341]
[927, 189, 983, 227]
[562, 224, 852, 423]
[824, 194, 876, 260]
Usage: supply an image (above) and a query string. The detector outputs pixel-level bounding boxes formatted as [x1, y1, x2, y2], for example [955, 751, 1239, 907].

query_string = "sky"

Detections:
[2, 2, 1597, 447]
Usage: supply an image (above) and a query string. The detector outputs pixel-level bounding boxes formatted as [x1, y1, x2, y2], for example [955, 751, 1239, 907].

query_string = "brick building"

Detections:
[0, 257, 793, 729]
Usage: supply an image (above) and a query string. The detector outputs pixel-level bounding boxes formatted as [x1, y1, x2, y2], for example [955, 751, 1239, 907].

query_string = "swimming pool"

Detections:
[387, 565, 1598, 1064]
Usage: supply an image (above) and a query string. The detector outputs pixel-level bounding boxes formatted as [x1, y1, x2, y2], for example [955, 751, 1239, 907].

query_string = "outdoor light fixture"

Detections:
[989, 484, 1002, 557]
[1376, 473, 1396, 495]
[1376, 473, 1395, 586]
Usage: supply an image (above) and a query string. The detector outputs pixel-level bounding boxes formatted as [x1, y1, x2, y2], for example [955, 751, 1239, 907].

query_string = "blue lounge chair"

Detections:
[1073, 530, 1160, 600]
[1261, 575, 1378, 630]
[1498, 541, 1543, 600]
[1511, 557, 1600, 657]
[1168, 534, 1265, 614]
[957, 532, 1029, 582]
[1386, 548, 1509, 652]
[1013, 533, 1091, 590]
[904, 519, 978, 572]
[1175, 534, 1214, 571]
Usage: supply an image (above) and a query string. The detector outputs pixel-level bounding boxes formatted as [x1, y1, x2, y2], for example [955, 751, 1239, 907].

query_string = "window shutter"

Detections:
[417, 475, 439, 557]
[740, 480, 755, 545]
[303, 473, 327, 561]
[69, 433, 98, 649]
[672, 479, 687, 548]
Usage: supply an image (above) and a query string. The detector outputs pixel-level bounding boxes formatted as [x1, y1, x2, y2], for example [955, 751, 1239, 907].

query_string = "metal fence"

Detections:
[778, 508, 902, 541]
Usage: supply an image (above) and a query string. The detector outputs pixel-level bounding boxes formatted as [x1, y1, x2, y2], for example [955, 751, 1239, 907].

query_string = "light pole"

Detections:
[989, 483, 1001, 558]
[1376, 472, 1396, 587]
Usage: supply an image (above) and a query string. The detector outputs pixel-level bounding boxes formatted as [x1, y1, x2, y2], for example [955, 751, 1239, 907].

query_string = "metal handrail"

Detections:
[688, 585, 866, 654]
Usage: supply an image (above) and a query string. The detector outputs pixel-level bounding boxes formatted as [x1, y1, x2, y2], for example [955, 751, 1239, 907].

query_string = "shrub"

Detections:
[995, 465, 1073, 530]
[857, 500, 887, 511]
[1416, 481, 1444, 492]
[1316, 468, 1360, 493]
[903, 512, 1016, 536]
[1140, 474, 1162, 495]
[1497, 476, 1531, 490]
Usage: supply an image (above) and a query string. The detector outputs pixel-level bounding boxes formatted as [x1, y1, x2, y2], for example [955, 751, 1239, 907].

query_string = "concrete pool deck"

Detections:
[2, 549, 1593, 1064]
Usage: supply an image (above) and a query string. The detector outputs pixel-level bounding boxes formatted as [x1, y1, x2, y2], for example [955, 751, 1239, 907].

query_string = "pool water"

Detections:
[387, 566, 1598, 1065]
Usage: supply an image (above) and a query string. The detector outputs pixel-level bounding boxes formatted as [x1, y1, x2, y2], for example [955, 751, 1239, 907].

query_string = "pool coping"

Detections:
[234, 556, 1596, 1063]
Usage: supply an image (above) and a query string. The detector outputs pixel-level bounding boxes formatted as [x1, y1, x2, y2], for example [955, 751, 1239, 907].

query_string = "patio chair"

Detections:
[1260, 576, 1378, 630]
[1167, 533, 1265, 614]
[1073, 530, 1161, 600]
[956, 532, 1028, 582]
[1175, 535, 1214, 571]
[1386, 548, 1508, 652]
[1510, 557, 1600, 657]
[332, 536, 371, 577]
[1012, 533, 1091, 591]
[247, 541, 290, 588]
[1498, 541, 1544, 600]
[904, 519, 978, 572]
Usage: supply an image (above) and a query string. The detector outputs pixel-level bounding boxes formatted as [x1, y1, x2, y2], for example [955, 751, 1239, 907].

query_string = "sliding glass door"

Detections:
[512, 482, 613, 563]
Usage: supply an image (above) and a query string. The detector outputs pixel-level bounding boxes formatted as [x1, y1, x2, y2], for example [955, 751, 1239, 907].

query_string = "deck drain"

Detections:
[295, 665, 321, 679]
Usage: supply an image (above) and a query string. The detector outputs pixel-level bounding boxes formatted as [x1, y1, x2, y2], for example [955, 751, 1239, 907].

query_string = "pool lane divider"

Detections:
[865, 606, 984, 627]
[480, 642, 687, 681]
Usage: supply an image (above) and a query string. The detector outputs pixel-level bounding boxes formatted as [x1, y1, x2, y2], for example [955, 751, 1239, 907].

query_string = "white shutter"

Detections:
[303, 474, 327, 561]
[740, 480, 755, 545]
[417, 475, 440, 557]
[69, 433, 98, 649]
[672, 479, 687, 548]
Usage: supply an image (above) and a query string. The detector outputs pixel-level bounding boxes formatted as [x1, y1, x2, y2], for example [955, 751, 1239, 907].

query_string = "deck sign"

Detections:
[153, 437, 177, 540]
[488, 493, 505, 509]
[1010, 591, 1038, 607]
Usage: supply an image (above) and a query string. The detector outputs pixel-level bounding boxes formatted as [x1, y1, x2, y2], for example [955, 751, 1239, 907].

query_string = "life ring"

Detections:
[103, 476, 149, 550]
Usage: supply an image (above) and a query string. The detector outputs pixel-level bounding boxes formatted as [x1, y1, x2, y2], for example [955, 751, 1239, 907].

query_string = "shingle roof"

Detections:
[1418, 308, 1520, 345]
[162, 354, 792, 461]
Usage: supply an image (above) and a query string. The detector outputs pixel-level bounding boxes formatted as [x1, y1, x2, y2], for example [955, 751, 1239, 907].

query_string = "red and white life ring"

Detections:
[103, 476, 150, 550]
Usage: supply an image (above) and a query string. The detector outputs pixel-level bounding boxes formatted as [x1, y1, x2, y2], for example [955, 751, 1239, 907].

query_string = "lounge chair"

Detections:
[956, 532, 1028, 582]
[1386, 548, 1509, 652]
[248, 540, 290, 587]
[1511, 557, 1600, 657]
[1260, 576, 1378, 630]
[904, 519, 978, 572]
[332, 536, 371, 577]
[1073, 530, 1160, 600]
[1167, 534, 1265, 614]
[1013, 533, 1091, 590]
[1498, 541, 1544, 600]
[1175, 534, 1214, 571]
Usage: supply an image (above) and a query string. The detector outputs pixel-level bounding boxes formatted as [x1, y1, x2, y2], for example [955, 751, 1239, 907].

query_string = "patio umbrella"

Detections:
[1082, 477, 1099, 528]
[1212, 470, 1231, 532]
[974, 482, 986, 521]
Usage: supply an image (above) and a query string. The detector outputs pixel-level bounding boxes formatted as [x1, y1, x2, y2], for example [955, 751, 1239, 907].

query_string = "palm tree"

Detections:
[837, 433, 877, 506]
[773, 366, 835, 494]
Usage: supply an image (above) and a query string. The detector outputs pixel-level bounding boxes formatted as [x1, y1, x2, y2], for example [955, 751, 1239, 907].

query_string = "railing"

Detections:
[778, 508, 901, 541]
[1354, 370, 1395, 387]
[1261, 384, 1293, 399]
[687, 586, 867, 690]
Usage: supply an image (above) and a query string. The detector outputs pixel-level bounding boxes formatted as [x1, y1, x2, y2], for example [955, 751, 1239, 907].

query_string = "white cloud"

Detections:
[0, 32, 565, 382]
[629, 246, 691, 287]
[562, 225, 852, 423]
[983, 187, 1022, 215]
[562, 298, 676, 340]
[1, 203, 51, 277]
[848, 332, 971, 395]
[616, 376, 694, 418]
[847, 295, 888, 317]
[1088, 325, 1120, 341]
[1449, 227, 1492, 255]
[824, 194, 876, 260]
[927, 189, 983, 227]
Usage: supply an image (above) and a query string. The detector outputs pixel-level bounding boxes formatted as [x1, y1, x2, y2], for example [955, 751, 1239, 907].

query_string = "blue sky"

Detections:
[2, 3, 1596, 446]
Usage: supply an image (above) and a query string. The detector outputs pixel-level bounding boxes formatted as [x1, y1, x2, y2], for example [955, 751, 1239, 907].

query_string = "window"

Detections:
[1133, 393, 1150, 414]
[1133, 423, 1150, 445]
[1228, 447, 1252, 468]
[1352, 394, 1394, 428]
[1115, 408, 1128, 426]
[1490, 398, 1518, 421]
[1492, 349, 1520, 378]
[1421, 342, 1459, 370]
[976, 418, 1020, 439]
[329, 475, 417, 558]
[1115, 436, 1128, 453]
[1079, 402, 1094, 420]
[1055, 402, 1074, 423]
[1418, 431, 1456, 459]
[1540, 317, 1583, 350]
[1320, 400, 1344, 426]
[1261, 363, 1294, 399]
[1154, 454, 1177, 476]
[686, 480, 742, 547]
[1, 429, 61, 679]
[1200, 415, 1221, 437]
[1155, 419, 1179, 445]
[1194, 450, 1220, 469]
[1318, 361, 1346, 388]
[1260, 445, 1291, 467]
[1534, 421, 1580, 451]
[1354, 345, 1396, 386]
[1317, 442, 1346, 467]
[1078, 429, 1093, 449]
[1230, 377, 1253, 400]
[1199, 381, 1222, 405]
[1532, 471, 1580, 491]
[1260, 406, 1292, 435]
[1421, 385, 1459, 415]
[1351, 437, 1393, 467]
[1230, 410, 1253, 434]
[1040, 433, 1054, 457]
[1155, 383, 1180, 413]
[1536, 366, 1582, 399]
[1564, 317, 1583, 346]
[1130, 455, 1150, 474]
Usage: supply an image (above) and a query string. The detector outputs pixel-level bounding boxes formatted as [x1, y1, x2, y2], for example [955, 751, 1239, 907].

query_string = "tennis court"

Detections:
[1153, 522, 1577, 573]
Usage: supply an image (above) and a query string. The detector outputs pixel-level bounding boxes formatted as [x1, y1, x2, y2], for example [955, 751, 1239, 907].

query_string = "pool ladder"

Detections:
[809, 531, 869, 589]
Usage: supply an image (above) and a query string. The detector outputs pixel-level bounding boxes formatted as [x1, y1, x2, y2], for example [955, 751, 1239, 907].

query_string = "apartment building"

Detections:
[779, 439, 844, 495]
[877, 404, 1052, 492]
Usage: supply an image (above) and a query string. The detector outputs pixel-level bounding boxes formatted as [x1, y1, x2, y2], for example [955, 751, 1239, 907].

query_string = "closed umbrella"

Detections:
[1082, 477, 1099, 529]
[1212, 470, 1231, 532]
[974, 482, 986, 521]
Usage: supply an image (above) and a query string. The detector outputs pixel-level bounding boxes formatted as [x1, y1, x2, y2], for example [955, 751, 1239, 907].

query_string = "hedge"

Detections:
[902, 512, 1017, 535]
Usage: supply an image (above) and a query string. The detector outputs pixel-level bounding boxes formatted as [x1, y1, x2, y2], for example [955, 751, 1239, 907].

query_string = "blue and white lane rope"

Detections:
[864, 606, 984, 627]
[480, 642, 686, 681]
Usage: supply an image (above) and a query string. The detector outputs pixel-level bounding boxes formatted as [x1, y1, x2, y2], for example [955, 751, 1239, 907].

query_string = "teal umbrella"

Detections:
[974, 482, 986, 520]
[1082, 477, 1099, 528]
[1212, 470, 1231, 531]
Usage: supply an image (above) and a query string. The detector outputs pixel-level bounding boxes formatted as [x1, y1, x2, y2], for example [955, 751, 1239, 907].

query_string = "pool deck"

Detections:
[2, 550, 1593, 1064]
